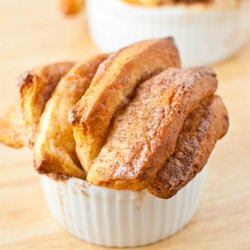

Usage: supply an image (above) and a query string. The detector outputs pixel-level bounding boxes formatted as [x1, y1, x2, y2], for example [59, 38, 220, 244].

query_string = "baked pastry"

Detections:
[34, 55, 107, 179]
[0, 36, 230, 247]
[70, 37, 180, 170]
[87, 67, 218, 190]
[18, 62, 74, 146]
[0, 38, 228, 199]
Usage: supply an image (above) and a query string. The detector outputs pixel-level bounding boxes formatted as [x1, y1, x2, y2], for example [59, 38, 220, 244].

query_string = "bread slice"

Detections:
[34, 55, 107, 179]
[70, 38, 181, 170]
[0, 98, 27, 148]
[148, 96, 229, 198]
[18, 62, 74, 146]
[87, 67, 218, 190]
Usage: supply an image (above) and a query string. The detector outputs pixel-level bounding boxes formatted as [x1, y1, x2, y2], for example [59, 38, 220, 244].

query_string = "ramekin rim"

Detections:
[88, 0, 244, 14]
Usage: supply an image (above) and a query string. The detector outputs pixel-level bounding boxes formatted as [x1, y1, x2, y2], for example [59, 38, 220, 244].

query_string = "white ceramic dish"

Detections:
[41, 166, 207, 247]
[86, 0, 249, 66]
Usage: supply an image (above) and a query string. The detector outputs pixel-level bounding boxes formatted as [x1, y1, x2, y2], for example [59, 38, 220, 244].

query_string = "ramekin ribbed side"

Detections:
[41, 167, 207, 247]
[86, 0, 249, 66]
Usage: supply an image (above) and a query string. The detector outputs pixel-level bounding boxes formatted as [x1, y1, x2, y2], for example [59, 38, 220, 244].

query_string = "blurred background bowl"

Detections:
[86, 0, 250, 66]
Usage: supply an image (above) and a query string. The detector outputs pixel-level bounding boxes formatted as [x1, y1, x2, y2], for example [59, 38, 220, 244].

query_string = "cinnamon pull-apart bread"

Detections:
[87, 66, 218, 190]
[34, 55, 107, 179]
[18, 62, 74, 146]
[70, 37, 180, 170]
[0, 38, 229, 198]
[148, 95, 229, 198]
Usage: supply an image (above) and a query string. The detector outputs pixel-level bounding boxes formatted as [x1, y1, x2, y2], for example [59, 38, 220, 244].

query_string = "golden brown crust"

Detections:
[87, 66, 218, 190]
[34, 55, 108, 179]
[18, 61, 74, 146]
[0, 98, 28, 148]
[148, 96, 229, 198]
[70, 38, 180, 170]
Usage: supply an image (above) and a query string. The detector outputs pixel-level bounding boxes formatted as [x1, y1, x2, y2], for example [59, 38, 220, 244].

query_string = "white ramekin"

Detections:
[41, 166, 207, 247]
[86, 0, 249, 66]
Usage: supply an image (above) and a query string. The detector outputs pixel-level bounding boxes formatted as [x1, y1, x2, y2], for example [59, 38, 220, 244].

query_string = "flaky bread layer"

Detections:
[148, 95, 229, 198]
[70, 37, 180, 170]
[34, 55, 108, 179]
[0, 98, 27, 148]
[18, 61, 74, 146]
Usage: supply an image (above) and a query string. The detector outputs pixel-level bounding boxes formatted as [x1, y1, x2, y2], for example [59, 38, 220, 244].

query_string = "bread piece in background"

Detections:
[70, 38, 180, 171]
[18, 62, 74, 146]
[59, 0, 84, 15]
[34, 55, 107, 179]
